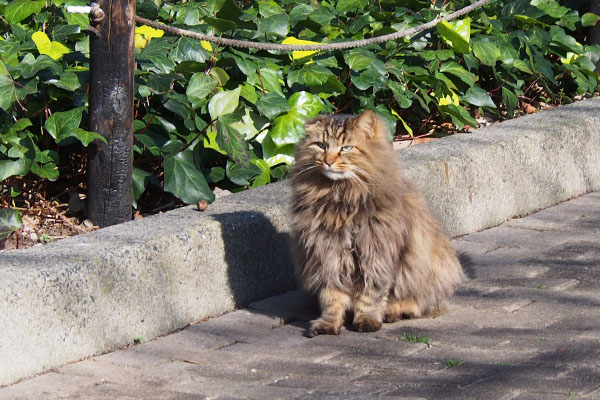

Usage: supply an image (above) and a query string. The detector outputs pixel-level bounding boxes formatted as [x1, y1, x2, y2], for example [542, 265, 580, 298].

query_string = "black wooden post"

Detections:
[87, 0, 136, 227]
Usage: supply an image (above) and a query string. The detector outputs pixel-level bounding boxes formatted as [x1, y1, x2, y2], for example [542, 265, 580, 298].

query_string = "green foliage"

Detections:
[0, 207, 22, 241]
[0, 0, 599, 210]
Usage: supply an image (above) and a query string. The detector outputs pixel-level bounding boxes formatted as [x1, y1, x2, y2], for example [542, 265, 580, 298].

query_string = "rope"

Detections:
[134, 0, 495, 52]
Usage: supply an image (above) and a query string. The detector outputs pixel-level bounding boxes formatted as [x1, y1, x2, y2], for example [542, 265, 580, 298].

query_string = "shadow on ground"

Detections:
[212, 211, 297, 308]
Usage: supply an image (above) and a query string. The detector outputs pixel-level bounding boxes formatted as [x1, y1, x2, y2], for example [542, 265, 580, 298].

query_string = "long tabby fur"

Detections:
[290, 110, 464, 337]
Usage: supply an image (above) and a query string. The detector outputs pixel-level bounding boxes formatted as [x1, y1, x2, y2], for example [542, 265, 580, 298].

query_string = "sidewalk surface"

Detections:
[3, 192, 600, 400]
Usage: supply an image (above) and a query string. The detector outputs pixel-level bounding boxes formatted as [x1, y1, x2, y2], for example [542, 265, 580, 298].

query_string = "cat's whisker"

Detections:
[347, 166, 377, 187]
[292, 165, 318, 179]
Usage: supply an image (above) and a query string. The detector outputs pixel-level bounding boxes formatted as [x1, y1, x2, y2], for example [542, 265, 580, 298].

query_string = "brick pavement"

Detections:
[2, 192, 599, 399]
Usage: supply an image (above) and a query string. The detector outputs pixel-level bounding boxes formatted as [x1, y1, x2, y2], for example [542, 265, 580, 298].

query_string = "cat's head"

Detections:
[293, 110, 390, 182]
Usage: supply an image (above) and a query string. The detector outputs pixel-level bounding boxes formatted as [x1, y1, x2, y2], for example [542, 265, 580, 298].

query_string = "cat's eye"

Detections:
[314, 142, 327, 150]
[341, 145, 353, 152]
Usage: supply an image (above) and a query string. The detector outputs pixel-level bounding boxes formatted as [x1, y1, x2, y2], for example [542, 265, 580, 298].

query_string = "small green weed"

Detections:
[401, 332, 431, 345]
[536, 284, 548, 290]
[39, 234, 53, 243]
[566, 391, 575, 398]
[134, 336, 146, 344]
[445, 359, 462, 368]
[535, 336, 547, 342]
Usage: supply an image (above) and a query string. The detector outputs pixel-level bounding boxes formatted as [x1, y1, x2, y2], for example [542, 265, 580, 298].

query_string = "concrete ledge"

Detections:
[1, 97, 599, 385]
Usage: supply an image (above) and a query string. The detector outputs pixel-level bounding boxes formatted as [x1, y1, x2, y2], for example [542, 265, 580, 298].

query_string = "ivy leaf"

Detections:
[255, 14, 290, 37]
[250, 159, 271, 188]
[502, 87, 518, 118]
[259, 0, 284, 18]
[531, 0, 569, 19]
[281, 37, 319, 60]
[59, 128, 107, 146]
[216, 112, 251, 168]
[0, 208, 22, 241]
[163, 150, 215, 204]
[269, 91, 323, 148]
[208, 87, 241, 120]
[11, 118, 33, 133]
[256, 92, 290, 119]
[186, 73, 217, 108]
[437, 18, 471, 54]
[261, 134, 295, 167]
[310, 6, 335, 26]
[19, 54, 63, 79]
[345, 49, 376, 72]
[207, 167, 225, 184]
[31, 31, 70, 60]
[462, 86, 496, 108]
[472, 38, 501, 67]
[549, 26, 583, 54]
[336, 0, 368, 13]
[289, 4, 314, 27]
[582, 13, 600, 27]
[440, 104, 477, 130]
[0, 158, 32, 182]
[439, 61, 476, 86]
[350, 59, 386, 91]
[210, 67, 230, 87]
[45, 107, 84, 141]
[203, 17, 238, 32]
[240, 83, 258, 103]
[171, 37, 209, 63]
[387, 81, 413, 109]
[31, 161, 59, 181]
[132, 167, 156, 208]
[140, 37, 172, 59]
[225, 160, 261, 186]
[298, 65, 333, 87]
[5, 0, 45, 24]
[45, 108, 107, 146]
[512, 59, 533, 74]
[46, 72, 81, 91]
[135, 25, 165, 49]
[259, 68, 284, 96]
[0, 60, 16, 111]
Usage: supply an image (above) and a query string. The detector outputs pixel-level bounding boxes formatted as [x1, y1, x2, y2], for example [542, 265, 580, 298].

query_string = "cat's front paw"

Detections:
[351, 316, 382, 333]
[306, 319, 341, 338]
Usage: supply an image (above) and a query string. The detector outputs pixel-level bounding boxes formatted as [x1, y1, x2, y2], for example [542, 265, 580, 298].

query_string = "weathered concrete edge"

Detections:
[1, 97, 599, 385]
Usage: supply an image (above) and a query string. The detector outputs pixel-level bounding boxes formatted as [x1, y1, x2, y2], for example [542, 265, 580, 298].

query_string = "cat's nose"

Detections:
[324, 154, 336, 166]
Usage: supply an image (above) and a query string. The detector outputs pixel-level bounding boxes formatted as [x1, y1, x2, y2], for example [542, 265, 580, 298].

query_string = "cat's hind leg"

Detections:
[384, 295, 423, 323]
[307, 287, 352, 337]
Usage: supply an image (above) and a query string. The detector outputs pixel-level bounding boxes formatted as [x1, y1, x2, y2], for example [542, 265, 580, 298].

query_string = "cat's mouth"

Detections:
[322, 167, 351, 180]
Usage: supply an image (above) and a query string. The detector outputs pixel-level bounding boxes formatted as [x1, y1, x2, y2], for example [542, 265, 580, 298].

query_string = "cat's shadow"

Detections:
[211, 211, 298, 309]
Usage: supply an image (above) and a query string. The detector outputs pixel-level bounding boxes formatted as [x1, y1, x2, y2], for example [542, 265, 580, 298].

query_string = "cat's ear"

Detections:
[304, 117, 324, 136]
[354, 110, 377, 137]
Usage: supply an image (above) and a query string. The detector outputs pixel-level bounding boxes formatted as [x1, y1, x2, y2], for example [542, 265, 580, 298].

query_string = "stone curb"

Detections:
[1, 97, 599, 385]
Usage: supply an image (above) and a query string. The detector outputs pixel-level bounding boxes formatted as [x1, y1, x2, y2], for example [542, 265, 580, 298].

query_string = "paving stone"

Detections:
[69, 382, 202, 400]
[57, 359, 142, 386]
[460, 226, 585, 250]
[456, 246, 551, 280]
[354, 369, 520, 400]
[0, 372, 98, 400]
[93, 348, 171, 369]
[3, 193, 600, 399]
[170, 379, 310, 400]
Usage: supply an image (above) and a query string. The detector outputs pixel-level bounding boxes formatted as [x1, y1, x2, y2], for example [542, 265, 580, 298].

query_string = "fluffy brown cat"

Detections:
[290, 110, 464, 337]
